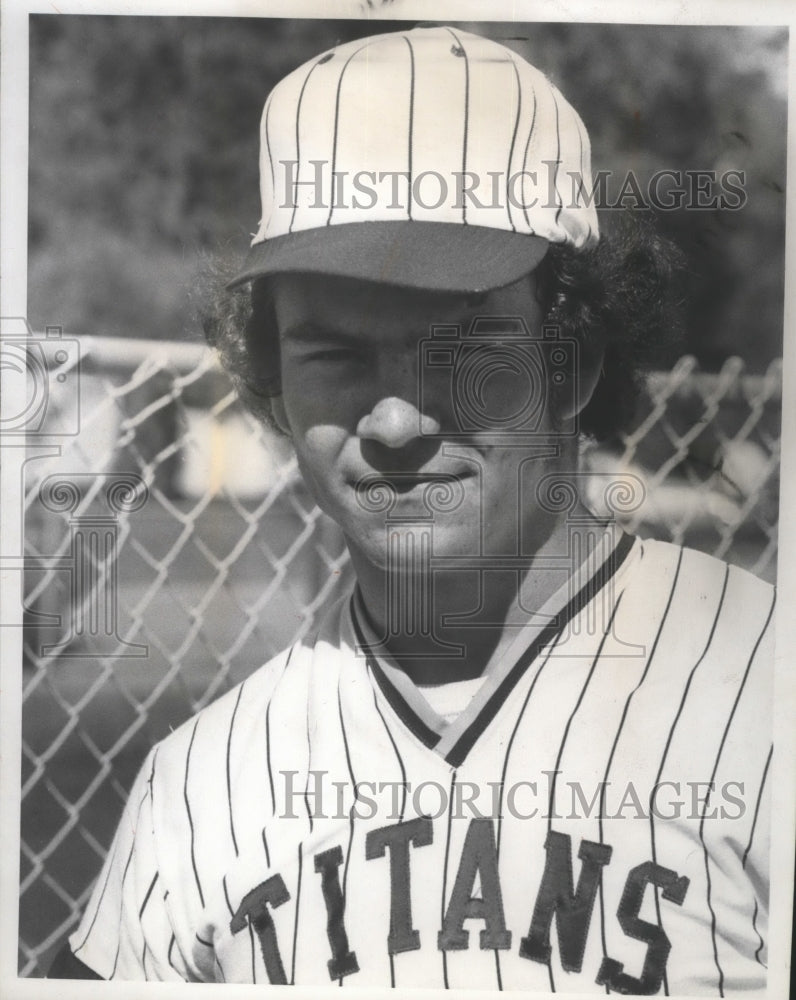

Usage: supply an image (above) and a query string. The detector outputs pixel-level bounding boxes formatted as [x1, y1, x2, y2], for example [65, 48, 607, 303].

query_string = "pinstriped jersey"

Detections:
[69, 537, 775, 994]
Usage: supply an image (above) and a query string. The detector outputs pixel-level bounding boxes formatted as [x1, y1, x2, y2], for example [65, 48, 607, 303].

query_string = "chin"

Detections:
[353, 523, 483, 573]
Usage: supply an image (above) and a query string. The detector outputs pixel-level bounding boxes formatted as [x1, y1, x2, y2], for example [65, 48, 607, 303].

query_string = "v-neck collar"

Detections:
[350, 530, 637, 767]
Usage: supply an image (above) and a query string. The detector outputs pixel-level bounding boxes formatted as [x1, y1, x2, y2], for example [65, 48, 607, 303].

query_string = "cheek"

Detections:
[289, 425, 351, 518]
[290, 423, 348, 483]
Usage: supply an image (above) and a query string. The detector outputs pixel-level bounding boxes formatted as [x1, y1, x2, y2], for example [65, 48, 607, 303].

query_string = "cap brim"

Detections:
[225, 221, 549, 293]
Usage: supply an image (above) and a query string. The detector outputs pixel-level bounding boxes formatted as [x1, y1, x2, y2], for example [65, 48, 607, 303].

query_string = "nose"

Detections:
[357, 397, 440, 449]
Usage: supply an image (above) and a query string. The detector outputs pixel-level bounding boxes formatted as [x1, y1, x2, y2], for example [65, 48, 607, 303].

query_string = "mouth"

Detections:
[351, 467, 475, 488]
[349, 468, 477, 509]
[391, 471, 475, 495]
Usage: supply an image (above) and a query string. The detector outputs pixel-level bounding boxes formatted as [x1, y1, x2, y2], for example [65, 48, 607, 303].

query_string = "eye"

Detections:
[302, 346, 362, 364]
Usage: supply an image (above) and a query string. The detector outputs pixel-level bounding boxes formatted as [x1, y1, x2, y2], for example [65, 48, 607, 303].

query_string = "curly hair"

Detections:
[200, 212, 685, 442]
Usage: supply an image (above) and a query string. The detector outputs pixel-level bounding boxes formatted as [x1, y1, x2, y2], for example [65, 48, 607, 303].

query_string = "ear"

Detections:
[269, 395, 291, 436]
[557, 343, 606, 423]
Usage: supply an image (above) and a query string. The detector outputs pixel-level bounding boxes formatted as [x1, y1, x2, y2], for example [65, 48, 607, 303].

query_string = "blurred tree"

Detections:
[28, 17, 786, 366]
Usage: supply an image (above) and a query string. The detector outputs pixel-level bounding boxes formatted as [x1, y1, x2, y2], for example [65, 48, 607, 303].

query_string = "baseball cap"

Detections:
[228, 25, 599, 293]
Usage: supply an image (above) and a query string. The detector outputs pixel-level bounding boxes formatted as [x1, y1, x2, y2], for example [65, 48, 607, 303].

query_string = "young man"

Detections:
[51, 25, 774, 993]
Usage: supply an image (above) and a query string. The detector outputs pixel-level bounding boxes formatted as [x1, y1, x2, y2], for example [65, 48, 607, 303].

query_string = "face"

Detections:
[269, 272, 583, 571]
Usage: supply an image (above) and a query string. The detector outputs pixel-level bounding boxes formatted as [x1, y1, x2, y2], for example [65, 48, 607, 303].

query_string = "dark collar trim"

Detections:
[350, 611, 441, 751]
[445, 531, 636, 767]
[351, 531, 636, 766]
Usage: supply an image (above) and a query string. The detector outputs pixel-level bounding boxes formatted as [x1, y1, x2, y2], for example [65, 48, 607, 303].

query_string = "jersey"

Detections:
[68, 536, 775, 994]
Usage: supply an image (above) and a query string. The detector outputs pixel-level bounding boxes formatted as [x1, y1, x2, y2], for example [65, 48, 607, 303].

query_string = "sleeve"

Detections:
[709, 584, 774, 994]
[67, 747, 189, 981]
[740, 744, 771, 971]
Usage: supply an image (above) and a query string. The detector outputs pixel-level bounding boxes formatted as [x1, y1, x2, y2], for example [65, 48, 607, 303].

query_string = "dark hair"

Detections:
[201, 212, 685, 441]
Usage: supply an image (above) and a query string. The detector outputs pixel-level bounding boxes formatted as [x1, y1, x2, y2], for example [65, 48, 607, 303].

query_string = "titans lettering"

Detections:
[230, 817, 689, 994]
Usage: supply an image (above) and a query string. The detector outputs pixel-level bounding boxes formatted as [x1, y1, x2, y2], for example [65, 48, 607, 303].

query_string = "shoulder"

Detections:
[148, 644, 292, 781]
[615, 537, 776, 684]
[633, 537, 774, 621]
[620, 538, 776, 709]
[146, 590, 354, 790]
[611, 539, 776, 769]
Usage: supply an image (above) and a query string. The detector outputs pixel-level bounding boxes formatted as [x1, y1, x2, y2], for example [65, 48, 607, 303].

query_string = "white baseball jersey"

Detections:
[69, 535, 775, 994]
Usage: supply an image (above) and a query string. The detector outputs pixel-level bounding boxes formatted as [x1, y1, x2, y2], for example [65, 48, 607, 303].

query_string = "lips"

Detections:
[388, 472, 474, 495]
[349, 467, 475, 492]
[347, 468, 477, 519]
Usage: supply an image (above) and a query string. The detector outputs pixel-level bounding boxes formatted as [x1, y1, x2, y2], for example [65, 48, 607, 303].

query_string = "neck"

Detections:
[347, 510, 609, 685]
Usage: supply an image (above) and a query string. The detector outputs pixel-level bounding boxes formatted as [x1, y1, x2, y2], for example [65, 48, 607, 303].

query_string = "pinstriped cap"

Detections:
[228, 25, 599, 292]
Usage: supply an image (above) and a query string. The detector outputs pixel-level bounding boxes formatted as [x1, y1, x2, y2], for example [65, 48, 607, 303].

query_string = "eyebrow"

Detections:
[281, 300, 492, 345]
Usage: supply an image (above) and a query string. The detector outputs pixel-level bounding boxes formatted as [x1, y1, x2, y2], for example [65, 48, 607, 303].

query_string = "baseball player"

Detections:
[50, 25, 774, 994]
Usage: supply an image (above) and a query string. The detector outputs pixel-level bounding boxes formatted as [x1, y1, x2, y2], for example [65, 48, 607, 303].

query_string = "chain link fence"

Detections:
[17, 335, 781, 976]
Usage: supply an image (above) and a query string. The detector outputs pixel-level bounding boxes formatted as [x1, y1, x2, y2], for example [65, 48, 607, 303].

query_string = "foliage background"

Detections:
[28, 17, 787, 367]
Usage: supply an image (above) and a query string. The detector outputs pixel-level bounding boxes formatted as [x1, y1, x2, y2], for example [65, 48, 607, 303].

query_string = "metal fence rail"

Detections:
[17, 336, 781, 976]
